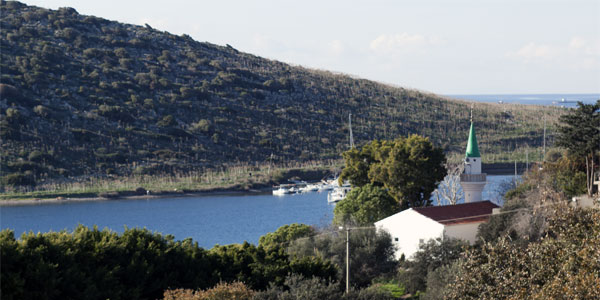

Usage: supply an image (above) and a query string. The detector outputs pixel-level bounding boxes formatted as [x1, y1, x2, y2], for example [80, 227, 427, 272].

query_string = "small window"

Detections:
[473, 159, 476, 162]
[394, 237, 399, 242]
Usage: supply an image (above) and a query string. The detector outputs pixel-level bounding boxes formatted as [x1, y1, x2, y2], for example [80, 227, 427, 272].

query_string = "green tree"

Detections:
[333, 184, 398, 226]
[338, 142, 379, 187]
[555, 100, 600, 196]
[0, 225, 336, 300]
[339, 135, 447, 209]
[286, 228, 396, 289]
[258, 223, 316, 249]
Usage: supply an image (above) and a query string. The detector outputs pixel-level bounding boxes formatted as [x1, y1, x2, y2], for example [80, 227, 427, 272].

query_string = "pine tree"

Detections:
[555, 100, 600, 196]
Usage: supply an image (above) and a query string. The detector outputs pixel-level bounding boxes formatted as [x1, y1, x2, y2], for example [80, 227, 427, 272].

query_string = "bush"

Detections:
[164, 282, 255, 300]
[7, 160, 41, 173]
[372, 280, 405, 298]
[446, 207, 600, 300]
[33, 105, 50, 117]
[286, 227, 396, 289]
[191, 119, 212, 133]
[157, 115, 177, 127]
[1, 173, 35, 186]
[28, 150, 52, 163]
[476, 197, 528, 243]
[398, 238, 468, 294]
[421, 262, 460, 300]
[258, 223, 315, 250]
[0, 226, 335, 300]
[253, 274, 341, 300]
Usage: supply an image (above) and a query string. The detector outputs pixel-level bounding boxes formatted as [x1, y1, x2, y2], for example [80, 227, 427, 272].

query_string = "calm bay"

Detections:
[1, 175, 515, 248]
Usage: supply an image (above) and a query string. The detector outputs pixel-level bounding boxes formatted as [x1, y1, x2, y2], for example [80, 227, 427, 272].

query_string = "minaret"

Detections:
[461, 108, 487, 203]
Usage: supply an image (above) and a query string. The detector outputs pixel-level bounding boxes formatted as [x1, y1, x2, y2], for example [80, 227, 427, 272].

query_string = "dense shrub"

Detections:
[164, 282, 255, 300]
[253, 274, 341, 300]
[398, 238, 468, 294]
[1, 172, 35, 186]
[0, 226, 336, 300]
[476, 197, 528, 243]
[285, 227, 396, 289]
[258, 223, 315, 250]
[253, 274, 396, 300]
[421, 262, 460, 300]
[446, 207, 600, 300]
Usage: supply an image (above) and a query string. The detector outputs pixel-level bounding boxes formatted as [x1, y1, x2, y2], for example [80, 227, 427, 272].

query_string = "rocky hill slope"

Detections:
[0, 1, 561, 185]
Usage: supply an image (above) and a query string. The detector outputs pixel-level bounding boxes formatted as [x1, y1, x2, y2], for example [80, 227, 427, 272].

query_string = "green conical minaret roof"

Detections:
[465, 122, 480, 158]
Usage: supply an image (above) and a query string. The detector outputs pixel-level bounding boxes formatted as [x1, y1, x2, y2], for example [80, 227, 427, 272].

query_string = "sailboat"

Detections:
[327, 113, 354, 203]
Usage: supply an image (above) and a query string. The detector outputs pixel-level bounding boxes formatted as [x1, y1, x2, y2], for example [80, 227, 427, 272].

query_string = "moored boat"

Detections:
[327, 184, 352, 203]
[273, 184, 293, 195]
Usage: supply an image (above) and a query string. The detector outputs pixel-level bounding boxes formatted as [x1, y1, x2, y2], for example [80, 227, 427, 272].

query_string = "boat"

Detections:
[318, 183, 334, 191]
[288, 186, 299, 194]
[273, 184, 294, 196]
[327, 184, 352, 203]
[299, 183, 319, 193]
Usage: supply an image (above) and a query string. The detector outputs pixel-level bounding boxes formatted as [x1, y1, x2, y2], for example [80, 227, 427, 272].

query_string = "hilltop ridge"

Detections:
[0, 1, 561, 185]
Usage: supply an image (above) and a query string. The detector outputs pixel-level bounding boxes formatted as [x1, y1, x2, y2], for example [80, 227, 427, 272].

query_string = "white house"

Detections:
[375, 201, 499, 259]
[375, 117, 499, 260]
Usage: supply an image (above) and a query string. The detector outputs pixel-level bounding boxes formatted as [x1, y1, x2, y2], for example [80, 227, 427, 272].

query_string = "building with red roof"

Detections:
[375, 118, 500, 260]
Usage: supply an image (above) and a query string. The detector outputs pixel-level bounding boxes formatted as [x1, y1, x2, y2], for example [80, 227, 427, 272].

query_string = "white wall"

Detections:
[375, 209, 445, 260]
[464, 157, 481, 174]
[443, 222, 483, 244]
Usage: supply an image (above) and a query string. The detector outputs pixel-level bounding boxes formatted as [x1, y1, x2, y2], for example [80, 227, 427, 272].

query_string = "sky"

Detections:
[22, 0, 600, 95]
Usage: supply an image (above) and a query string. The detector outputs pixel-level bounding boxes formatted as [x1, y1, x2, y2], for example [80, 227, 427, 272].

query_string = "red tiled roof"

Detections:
[413, 201, 499, 225]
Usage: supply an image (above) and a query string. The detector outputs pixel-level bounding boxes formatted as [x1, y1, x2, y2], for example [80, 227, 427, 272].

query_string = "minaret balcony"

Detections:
[460, 173, 487, 182]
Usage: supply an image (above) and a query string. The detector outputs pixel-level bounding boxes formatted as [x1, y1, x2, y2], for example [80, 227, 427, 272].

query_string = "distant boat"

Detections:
[327, 184, 352, 203]
[318, 183, 334, 191]
[273, 184, 295, 196]
[299, 183, 319, 193]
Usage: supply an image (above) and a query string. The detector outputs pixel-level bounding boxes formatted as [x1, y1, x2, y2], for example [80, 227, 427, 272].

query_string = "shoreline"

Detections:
[0, 172, 518, 206]
[0, 186, 274, 206]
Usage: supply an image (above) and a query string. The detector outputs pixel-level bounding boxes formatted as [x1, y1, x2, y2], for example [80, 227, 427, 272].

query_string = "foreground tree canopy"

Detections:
[446, 207, 600, 300]
[0, 226, 336, 300]
[339, 135, 447, 209]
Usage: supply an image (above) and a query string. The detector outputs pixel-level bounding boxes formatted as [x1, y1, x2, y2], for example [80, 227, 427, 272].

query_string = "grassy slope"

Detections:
[0, 1, 563, 192]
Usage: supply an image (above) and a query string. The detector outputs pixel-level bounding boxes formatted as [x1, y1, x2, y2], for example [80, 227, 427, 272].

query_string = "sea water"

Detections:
[0, 175, 516, 248]
[448, 93, 598, 108]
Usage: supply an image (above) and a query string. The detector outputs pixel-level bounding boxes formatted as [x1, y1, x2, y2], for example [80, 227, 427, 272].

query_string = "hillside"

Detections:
[0, 1, 563, 186]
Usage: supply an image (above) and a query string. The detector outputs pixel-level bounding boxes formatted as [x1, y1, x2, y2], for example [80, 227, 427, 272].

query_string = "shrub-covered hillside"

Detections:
[0, 1, 562, 183]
